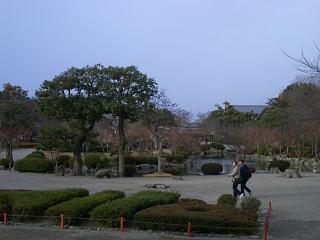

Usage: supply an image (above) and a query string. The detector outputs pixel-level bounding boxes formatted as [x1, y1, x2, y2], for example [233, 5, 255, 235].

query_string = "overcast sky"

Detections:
[1, 0, 320, 117]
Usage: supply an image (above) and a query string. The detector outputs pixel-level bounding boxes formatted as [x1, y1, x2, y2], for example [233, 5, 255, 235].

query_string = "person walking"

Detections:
[228, 160, 241, 198]
[239, 159, 252, 198]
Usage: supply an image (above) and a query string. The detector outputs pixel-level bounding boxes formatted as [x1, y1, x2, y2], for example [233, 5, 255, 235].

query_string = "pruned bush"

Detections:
[84, 153, 108, 169]
[201, 163, 223, 175]
[12, 188, 89, 218]
[45, 190, 124, 225]
[0, 194, 12, 214]
[25, 151, 45, 158]
[125, 165, 137, 177]
[90, 191, 180, 227]
[134, 201, 258, 235]
[268, 160, 290, 172]
[256, 159, 268, 171]
[57, 155, 72, 168]
[0, 158, 10, 168]
[165, 154, 186, 163]
[211, 142, 225, 151]
[240, 197, 261, 212]
[217, 194, 237, 207]
[162, 167, 186, 176]
[14, 157, 54, 173]
[124, 155, 158, 165]
[257, 144, 269, 156]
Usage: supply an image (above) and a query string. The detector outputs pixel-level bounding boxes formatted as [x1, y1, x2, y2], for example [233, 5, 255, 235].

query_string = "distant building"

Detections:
[232, 105, 267, 114]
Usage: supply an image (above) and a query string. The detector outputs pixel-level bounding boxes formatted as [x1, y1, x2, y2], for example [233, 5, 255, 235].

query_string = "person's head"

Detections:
[239, 159, 245, 165]
[232, 160, 238, 167]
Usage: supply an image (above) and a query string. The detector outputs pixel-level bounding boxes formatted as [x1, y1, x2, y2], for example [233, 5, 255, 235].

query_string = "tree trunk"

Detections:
[157, 139, 163, 174]
[72, 135, 86, 176]
[118, 115, 126, 177]
[6, 142, 13, 171]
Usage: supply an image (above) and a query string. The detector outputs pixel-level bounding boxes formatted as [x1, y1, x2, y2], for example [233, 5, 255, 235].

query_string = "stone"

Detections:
[82, 165, 89, 176]
[144, 183, 170, 189]
[95, 169, 109, 178]
[172, 176, 184, 181]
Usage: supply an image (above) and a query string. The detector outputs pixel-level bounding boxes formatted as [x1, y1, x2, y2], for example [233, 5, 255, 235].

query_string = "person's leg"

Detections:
[242, 178, 252, 195]
[244, 179, 252, 194]
[233, 179, 241, 197]
[240, 178, 245, 195]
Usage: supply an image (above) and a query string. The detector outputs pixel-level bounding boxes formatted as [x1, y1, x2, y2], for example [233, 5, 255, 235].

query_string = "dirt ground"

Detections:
[0, 170, 319, 239]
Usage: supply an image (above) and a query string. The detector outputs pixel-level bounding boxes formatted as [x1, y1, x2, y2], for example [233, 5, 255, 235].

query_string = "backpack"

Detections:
[242, 165, 252, 180]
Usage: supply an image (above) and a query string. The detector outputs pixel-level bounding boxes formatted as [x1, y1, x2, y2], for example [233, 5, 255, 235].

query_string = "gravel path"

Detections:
[0, 171, 319, 239]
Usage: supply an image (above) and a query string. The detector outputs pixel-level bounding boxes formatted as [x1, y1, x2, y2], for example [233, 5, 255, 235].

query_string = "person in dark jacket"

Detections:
[239, 159, 252, 198]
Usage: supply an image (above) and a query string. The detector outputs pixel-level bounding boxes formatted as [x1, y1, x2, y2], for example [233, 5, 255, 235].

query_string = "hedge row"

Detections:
[134, 200, 258, 235]
[201, 163, 223, 175]
[90, 191, 180, 227]
[0, 188, 89, 218]
[0, 158, 10, 168]
[45, 190, 125, 225]
[14, 157, 54, 173]
[124, 156, 158, 165]
[268, 160, 290, 172]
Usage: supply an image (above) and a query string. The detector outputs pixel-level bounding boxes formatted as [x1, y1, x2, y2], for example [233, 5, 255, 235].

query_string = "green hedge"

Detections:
[240, 197, 261, 212]
[45, 190, 125, 225]
[217, 194, 237, 207]
[201, 163, 223, 175]
[0, 158, 10, 168]
[84, 153, 108, 169]
[125, 155, 158, 165]
[90, 191, 180, 227]
[125, 165, 137, 177]
[162, 167, 186, 176]
[165, 154, 186, 163]
[268, 160, 290, 172]
[134, 201, 258, 235]
[14, 157, 54, 173]
[25, 151, 45, 158]
[0, 188, 89, 218]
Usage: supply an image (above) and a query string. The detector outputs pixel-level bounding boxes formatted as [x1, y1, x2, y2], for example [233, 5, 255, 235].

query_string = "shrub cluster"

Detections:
[124, 165, 137, 177]
[0, 188, 89, 218]
[90, 191, 180, 227]
[162, 167, 186, 176]
[84, 153, 108, 169]
[240, 197, 261, 212]
[217, 194, 237, 207]
[165, 154, 186, 163]
[201, 163, 223, 175]
[268, 160, 290, 172]
[45, 190, 125, 224]
[133, 201, 257, 235]
[124, 155, 158, 165]
[14, 158, 54, 173]
[0, 158, 10, 168]
[57, 154, 72, 168]
[25, 151, 45, 158]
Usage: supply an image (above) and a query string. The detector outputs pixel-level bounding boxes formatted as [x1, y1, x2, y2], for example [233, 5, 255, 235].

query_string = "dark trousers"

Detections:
[232, 178, 242, 197]
[241, 178, 251, 195]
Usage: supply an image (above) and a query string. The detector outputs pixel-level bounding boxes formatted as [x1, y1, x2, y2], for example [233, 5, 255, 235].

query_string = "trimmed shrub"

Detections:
[240, 197, 261, 212]
[0, 194, 12, 214]
[12, 188, 89, 218]
[165, 154, 186, 163]
[162, 167, 186, 176]
[57, 155, 72, 168]
[125, 165, 137, 177]
[124, 155, 158, 165]
[134, 201, 258, 234]
[0, 158, 10, 168]
[25, 151, 45, 159]
[211, 142, 225, 151]
[45, 190, 125, 225]
[201, 163, 223, 175]
[256, 159, 268, 171]
[14, 157, 54, 173]
[84, 153, 107, 169]
[90, 191, 180, 227]
[268, 160, 290, 172]
[217, 194, 237, 207]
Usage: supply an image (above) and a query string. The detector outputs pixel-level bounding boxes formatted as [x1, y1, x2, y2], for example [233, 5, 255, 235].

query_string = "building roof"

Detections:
[232, 105, 267, 114]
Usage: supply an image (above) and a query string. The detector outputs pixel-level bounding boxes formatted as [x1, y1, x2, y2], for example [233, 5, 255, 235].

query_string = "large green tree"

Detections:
[36, 65, 106, 175]
[101, 66, 157, 177]
[0, 83, 35, 170]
